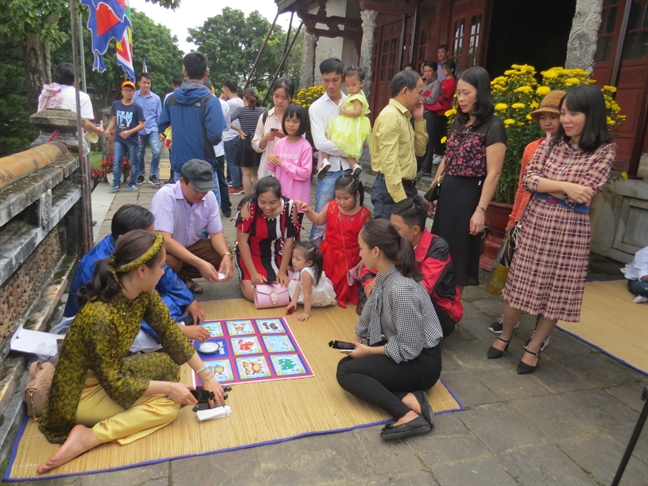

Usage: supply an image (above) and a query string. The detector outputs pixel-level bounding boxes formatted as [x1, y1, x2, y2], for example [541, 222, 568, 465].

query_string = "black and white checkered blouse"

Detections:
[355, 265, 443, 363]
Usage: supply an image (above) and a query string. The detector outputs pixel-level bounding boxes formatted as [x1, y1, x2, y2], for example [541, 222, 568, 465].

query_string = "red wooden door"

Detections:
[593, 0, 648, 162]
[370, 20, 402, 121]
[451, 0, 488, 72]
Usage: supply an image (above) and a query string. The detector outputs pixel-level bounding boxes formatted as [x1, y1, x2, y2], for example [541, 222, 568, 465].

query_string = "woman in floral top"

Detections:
[37, 231, 224, 474]
[429, 66, 507, 290]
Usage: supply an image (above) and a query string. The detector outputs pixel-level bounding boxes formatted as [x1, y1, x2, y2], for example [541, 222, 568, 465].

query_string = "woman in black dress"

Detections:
[429, 66, 507, 291]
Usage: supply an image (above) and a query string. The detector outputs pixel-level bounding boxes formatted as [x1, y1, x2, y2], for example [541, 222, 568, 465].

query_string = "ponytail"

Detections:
[334, 174, 364, 206]
[360, 219, 422, 281]
[293, 241, 323, 284]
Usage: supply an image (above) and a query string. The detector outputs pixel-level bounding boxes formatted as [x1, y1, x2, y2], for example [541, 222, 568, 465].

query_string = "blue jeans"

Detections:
[370, 175, 418, 220]
[628, 279, 648, 297]
[113, 142, 139, 187]
[214, 155, 231, 214]
[309, 168, 350, 241]
[138, 131, 161, 178]
[224, 138, 242, 188]
[174, 170, 221, 208]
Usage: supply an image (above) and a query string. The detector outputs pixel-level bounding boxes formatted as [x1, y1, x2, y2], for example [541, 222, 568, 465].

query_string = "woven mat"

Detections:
[6, 299, 462, 480]
[558, 279, 648, 375]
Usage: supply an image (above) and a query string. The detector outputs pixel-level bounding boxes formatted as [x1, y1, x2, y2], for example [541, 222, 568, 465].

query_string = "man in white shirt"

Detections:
[40, 62, 104, 147]
[624, 246, 648, 303]
[222, 79, 245, 195]
[308, 58, 352, 244]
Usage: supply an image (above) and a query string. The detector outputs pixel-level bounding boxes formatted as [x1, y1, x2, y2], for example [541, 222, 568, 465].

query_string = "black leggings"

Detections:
[336, 346, 442, 420]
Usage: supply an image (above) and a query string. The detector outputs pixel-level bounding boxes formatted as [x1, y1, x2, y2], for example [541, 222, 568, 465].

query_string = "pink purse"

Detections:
[254, 283, 290, 308]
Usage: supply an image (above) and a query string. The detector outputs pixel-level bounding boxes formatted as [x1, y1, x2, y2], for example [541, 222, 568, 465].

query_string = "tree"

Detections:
[52, 9, 183, 110]
[187, 8, 303, 98]
[0, 0, 181, 114]
[0, 30, 34, 157]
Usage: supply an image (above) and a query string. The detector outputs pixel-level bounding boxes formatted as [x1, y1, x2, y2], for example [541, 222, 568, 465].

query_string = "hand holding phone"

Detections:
[328, 340, 355, 350]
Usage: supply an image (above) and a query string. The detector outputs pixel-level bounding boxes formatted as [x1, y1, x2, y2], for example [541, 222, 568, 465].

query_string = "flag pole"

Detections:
[70, 0, 94, 255]
[78, 11, 87, 92]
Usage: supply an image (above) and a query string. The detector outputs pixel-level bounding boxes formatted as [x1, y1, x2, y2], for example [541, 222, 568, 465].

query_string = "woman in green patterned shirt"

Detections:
[37, 230, 224, 474]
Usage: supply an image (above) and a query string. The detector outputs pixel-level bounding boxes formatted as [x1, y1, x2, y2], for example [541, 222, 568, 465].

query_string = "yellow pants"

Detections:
[74, 378, 180, 445]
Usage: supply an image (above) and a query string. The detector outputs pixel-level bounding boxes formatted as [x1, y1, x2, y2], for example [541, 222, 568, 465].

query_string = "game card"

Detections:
[236, 357, 272, 380]
[227, 320, 255, 336]
[262, 335, 295, 353]
[231, 336, 262, 355]
[270, 354, 308, 376]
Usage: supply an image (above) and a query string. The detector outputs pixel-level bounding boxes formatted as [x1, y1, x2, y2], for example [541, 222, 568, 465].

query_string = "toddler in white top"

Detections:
[287, 241, 337, 321]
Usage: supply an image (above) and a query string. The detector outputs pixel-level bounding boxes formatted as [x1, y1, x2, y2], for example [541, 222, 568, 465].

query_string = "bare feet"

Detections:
[391, 393, 422, 426]
[37, 424, 100, 474]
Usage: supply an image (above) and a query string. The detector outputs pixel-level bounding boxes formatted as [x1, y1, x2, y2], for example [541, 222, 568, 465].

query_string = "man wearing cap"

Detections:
[370, 70, 428, 220]
[151, 159, 234, 294]
[105, 81, 146, 192]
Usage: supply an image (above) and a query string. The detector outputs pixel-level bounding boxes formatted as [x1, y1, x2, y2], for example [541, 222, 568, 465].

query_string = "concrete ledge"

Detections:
[0, 155, 79, 228]
[0, 183, 80, 287]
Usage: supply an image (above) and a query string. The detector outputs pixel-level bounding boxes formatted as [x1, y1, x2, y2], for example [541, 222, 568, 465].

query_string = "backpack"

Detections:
[167, 93, 219, 160]
[38, 83, 64, 112]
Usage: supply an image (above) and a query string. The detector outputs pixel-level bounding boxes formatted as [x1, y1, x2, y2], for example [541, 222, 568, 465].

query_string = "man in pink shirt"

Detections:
[151, 159, 234, 294]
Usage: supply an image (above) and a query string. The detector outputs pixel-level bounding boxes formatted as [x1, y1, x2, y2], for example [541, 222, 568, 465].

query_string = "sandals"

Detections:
[184, 279, 204, 294]
[487, 337, 511, 359]
[517, 349, 541, 375]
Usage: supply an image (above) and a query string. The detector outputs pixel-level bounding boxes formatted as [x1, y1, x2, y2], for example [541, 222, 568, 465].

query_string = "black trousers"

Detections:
[336, 346, 442, 420]
[419, 111, 438, 174]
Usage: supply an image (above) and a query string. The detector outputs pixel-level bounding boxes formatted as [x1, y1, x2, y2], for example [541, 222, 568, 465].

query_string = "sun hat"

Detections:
[121, 81, 136, 90]
[181, 159, 217, 192]
[530, 90, 566, 121]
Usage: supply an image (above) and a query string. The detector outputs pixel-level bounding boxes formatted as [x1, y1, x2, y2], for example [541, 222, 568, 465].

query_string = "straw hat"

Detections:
[530, 90, 566, 121]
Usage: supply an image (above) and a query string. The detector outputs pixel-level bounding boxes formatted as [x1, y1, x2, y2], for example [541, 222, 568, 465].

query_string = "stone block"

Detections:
[431, 455, 517, 485]
[441, 371, 500, 408]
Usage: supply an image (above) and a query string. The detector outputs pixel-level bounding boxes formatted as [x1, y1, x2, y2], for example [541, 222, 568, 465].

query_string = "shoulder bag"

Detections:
[254, 283, 290, 308]
[23, 360, 55, 421]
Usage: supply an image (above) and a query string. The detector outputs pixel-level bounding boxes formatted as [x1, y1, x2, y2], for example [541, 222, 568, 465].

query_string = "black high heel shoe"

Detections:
[487, 337, 511, 359]
[517, 349, 541, 374]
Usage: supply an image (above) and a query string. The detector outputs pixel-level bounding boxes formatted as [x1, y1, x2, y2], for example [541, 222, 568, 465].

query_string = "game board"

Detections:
[193, 317, 314, 386]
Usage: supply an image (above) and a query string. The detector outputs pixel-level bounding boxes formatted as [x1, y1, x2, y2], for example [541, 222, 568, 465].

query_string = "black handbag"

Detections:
[424, 174, 443, 202]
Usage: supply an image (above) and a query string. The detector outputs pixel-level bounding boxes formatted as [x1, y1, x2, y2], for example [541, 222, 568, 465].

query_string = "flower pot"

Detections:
[479, 201, 513, 271]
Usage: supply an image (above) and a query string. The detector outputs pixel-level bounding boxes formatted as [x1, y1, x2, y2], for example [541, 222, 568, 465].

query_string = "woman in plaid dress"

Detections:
[488, 85, 616, 374]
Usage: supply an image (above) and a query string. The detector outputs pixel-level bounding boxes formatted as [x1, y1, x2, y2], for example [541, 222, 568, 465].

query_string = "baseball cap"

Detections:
[121, 81, 136, 90]
[181, 159, 217, 192]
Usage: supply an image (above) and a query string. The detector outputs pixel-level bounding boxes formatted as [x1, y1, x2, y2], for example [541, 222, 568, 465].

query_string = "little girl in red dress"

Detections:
[297, 175, 371, 308]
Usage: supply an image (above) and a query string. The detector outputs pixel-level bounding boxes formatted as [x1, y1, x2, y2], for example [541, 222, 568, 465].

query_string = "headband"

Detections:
[109, 232, 165, 283]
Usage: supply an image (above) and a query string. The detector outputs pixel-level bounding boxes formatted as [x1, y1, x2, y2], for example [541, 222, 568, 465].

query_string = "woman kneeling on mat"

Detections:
[37, 230, 224, 474]
[336, 219, 444, 441]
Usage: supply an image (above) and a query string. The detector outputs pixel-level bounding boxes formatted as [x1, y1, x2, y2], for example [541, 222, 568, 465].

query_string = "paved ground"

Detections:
[15, 154, 648, 486]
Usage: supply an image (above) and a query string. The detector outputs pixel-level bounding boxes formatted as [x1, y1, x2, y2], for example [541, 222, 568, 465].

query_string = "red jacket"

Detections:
[360, 230, 463, 322]
[427, 77, 457, 116]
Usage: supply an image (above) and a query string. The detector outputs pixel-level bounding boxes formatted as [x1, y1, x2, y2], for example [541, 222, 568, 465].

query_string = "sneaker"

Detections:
[148, 175, 160, 185]
[351, 163, 362, 178]
[227, 181, 232, 187]
[136, 175, 145, 185]
[109, 185, 119, 192]
[317, 158, 331, 180]
[165, 178, 175, 184]
[125, 185, 138, 192]
[229, 187, 244, 195]
[524, 333, 551, 352]
[488, 317, 520, 334]
[416, 170, 431, 179]
[433, 155, 443, 165]
[222, 209, 232, 218]
[634, 295, 648, 304]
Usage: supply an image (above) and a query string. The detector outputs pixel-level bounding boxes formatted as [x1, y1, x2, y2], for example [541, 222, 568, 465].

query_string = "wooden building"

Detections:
[278, 0, 648, 176]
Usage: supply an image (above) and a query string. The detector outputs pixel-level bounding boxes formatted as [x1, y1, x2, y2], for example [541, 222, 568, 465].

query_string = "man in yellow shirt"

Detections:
[370, 70, 428, 219]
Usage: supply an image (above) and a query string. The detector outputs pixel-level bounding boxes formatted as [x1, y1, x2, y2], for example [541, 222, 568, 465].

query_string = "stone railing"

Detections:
[0, 110, 86, 463]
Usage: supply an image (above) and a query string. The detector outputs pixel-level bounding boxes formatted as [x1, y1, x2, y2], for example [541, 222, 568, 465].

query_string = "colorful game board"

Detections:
[193, 317, 314, 386]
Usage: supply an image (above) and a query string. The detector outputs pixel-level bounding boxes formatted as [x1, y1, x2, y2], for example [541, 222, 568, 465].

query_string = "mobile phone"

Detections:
[270, 128, 279, 132]
[190, 388, 215, 403]
[328, 340, 355, 350]
[184, 314, 195, 326]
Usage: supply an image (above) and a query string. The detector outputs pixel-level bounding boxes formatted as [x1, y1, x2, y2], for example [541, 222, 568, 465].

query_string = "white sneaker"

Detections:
[317, 158, 331, 180]
[525, 333, 551, 352]
[488, 317, 520, 334]
[433, 155, 443, 165]
[634, 295, 648, 303]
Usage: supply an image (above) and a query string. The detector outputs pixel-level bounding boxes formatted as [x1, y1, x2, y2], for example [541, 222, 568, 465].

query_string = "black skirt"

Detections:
[432, 174, 484, 286]
[235, 135, 261, 168]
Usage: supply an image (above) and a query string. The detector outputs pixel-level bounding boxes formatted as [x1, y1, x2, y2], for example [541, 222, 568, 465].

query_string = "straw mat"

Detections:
[7, 299, 462, 480]
[558, 279, 648, 374]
